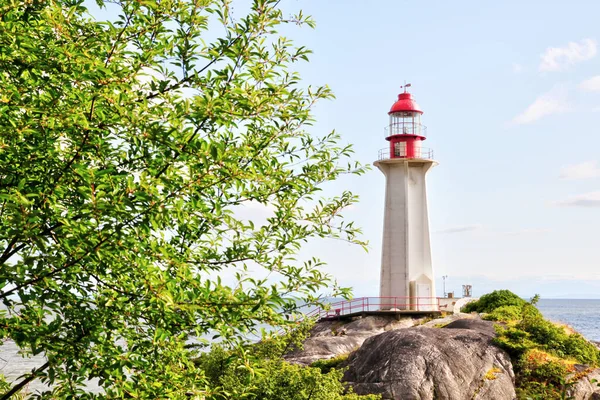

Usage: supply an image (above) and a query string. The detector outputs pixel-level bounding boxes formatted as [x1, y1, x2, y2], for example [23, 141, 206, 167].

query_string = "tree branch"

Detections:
[0, 361, 49, 400]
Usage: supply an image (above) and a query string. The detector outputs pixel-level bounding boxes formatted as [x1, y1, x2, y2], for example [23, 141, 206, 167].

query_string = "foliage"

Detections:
[462, 290, 527, 314]
[209, 358, 377, 400]
[493, 325, 538, 359]
[0, 376, 24, 400]
[492, 298, 599, 365]
[483, 302, 542, 322]
[514, 350, 575, 400]
[484, 367, 502, 381]
[517, 314, 599, 365]
[482, 305, 524, 322]
[0, 0, 367, 397]
[474, 290, 600, 399]
[195, 329, 378, 400]
[310, 353, 350, 374]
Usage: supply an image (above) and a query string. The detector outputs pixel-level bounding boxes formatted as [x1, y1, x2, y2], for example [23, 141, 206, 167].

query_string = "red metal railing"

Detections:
[306, 297, 441, 320]
[377, 147, 434, 161]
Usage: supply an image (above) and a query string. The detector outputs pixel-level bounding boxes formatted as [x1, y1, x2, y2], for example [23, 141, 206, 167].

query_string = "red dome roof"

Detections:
[389, 92, 423, 114]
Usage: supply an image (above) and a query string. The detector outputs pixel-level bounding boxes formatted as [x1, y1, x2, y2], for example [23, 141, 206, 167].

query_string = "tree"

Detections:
[0, 0, 366, 397]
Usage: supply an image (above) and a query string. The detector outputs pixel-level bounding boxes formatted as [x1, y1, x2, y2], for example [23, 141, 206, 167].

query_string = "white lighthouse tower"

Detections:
[374, 85, 437, 310]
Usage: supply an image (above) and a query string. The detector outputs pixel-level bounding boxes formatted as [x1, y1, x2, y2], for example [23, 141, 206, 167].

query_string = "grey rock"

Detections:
[343, 326, 516, 400]
[567, 366, 600, 400]
[415, 312, 476, 329]
[443, 318, 498, 337]
[284, 316, 424, 366]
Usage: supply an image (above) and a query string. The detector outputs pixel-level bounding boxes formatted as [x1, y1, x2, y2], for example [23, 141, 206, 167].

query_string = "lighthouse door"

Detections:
[417, 284, 431, 311]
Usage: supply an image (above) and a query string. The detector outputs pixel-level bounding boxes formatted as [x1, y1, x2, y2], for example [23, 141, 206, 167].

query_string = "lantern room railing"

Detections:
[378, 147, 434, 161]
[384, 122, 427, 139]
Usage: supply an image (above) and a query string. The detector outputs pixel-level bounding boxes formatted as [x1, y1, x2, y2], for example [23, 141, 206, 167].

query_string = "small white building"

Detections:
[374, 86, 437, 310]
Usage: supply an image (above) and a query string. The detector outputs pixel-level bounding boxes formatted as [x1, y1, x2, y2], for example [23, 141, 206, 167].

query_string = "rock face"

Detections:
[567, 366, 600, 400]
[284, 316, 422, 366]
[343, 320, 516, 400]
[285, 313, 478, 366]
[443, 318, 498, 336]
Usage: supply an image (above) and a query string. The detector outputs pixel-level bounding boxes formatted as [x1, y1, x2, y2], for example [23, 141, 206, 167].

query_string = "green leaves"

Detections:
[0, 0, 367, 397]
[195, 325, 380, 400]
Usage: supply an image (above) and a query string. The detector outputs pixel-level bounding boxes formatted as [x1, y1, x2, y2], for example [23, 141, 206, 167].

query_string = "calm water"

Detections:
[1, 299, 599, 394]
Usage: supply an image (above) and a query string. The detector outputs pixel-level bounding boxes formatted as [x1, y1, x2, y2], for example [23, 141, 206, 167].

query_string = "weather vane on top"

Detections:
[400, 82, 412, 92]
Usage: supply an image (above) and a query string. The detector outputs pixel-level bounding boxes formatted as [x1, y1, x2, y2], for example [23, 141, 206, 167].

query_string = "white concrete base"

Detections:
[438, 297, 479, 314]
[374, 158, 437, 309]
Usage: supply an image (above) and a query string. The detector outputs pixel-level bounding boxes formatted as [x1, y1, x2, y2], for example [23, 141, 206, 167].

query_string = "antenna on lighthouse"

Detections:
[400, 82, 412, 93]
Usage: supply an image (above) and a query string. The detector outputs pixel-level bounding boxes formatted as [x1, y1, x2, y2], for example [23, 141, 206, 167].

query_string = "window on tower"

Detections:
[394, 142, 407, 158]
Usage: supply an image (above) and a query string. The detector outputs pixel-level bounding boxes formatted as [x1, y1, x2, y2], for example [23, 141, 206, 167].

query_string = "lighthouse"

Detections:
[374, 85, 437, 310]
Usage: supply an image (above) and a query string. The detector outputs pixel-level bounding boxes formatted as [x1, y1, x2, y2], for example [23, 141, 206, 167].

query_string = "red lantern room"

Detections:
[383, 85, 432, 160]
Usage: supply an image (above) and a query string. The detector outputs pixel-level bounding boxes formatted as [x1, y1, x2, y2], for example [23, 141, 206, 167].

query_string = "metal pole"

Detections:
[442, 275, 448, 298]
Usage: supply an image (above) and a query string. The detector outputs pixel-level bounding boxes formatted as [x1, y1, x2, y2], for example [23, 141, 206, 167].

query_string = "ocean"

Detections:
[0, 298, 599, 394]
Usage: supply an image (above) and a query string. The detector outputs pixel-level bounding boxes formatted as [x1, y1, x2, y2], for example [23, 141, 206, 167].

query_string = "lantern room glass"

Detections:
[389, 112, 422, 136]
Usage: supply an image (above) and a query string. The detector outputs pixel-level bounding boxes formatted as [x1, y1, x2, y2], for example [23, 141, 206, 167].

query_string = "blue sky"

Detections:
[88, 1, 600, 298]
[275, 0, 600, 298]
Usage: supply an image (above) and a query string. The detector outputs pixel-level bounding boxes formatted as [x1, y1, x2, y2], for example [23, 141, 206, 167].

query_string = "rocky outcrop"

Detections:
[343, 320, 516, 400]
[287, 310, 600, 400]
[567, 366, 600, 400]
[443, 318, 498, 337]
[284, 316, 422, 365]
[284, 313, 477, 366]
[415, 312, 476, 329]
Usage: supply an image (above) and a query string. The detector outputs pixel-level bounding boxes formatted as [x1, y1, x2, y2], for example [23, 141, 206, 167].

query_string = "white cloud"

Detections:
[434, 224, 482, 234]
[502, 228, 552, 236]
[579, 76, 600, 92]
[539, 38, 597, 72]
[512, 87, 570, 124]
[560, 161, 600, 180]
[553, 191, 600, 207]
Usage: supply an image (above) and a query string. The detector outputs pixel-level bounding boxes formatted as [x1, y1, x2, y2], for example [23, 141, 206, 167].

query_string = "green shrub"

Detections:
[462, 290, 527, 313]
[482, 305, 523, 321]
[563, 333, 600, 366]
[493, 326, 537, 358]
[476, 290, 600, 399]
[517, 314, 600, 365]
[196, 344, 379, 400]
[514, 350, 575, 400]
[517, 352, 572, 385]
[522, 303, 543, 319]
[518, 316, 568, 353]
[311, 353, 350, 374]
[0, 374, 26, 400]
[467, 290, 599, 366]
[515, 380, 567, 400]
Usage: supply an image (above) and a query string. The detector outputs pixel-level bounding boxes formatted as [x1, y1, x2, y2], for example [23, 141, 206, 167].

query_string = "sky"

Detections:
[88, 1, 600, 299]
[270, 0, 600, 299]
